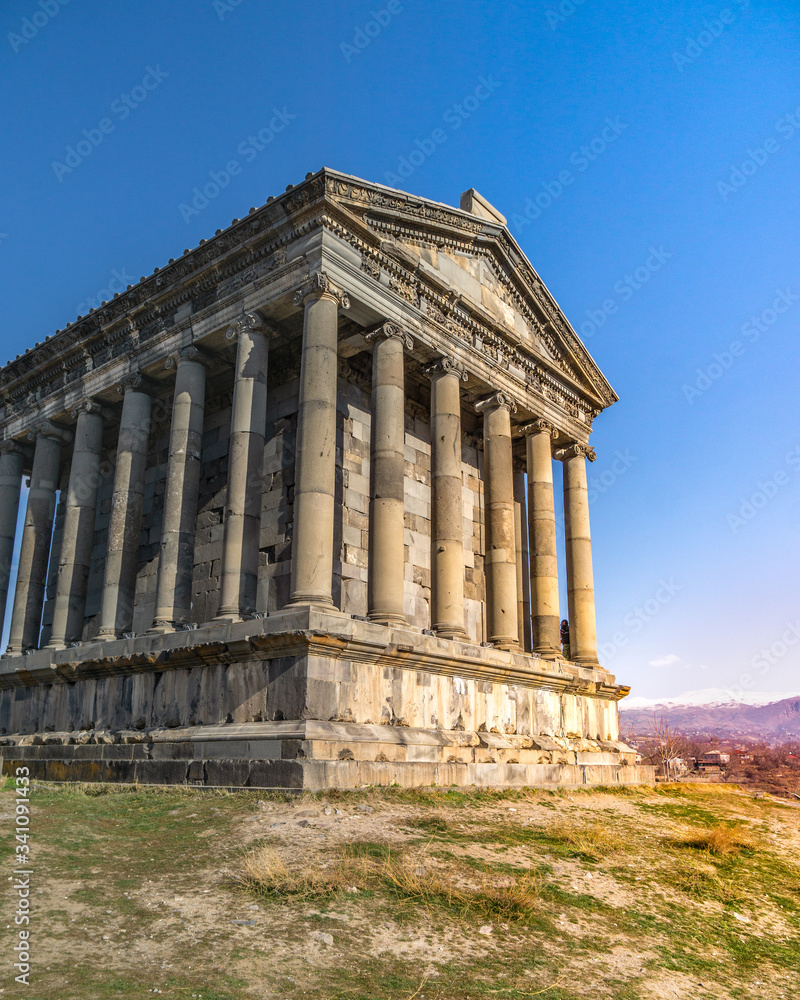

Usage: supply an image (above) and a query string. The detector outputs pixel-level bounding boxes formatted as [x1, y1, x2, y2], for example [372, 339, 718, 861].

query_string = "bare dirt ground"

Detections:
[1, 781, 798, 999]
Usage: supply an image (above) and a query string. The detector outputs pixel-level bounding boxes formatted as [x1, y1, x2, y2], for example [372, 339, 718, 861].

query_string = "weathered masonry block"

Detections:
[0, 171, 652, 789]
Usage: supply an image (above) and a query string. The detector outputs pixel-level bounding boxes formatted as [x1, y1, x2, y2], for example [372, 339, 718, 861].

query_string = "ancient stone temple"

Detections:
[0, 170, 650, 788]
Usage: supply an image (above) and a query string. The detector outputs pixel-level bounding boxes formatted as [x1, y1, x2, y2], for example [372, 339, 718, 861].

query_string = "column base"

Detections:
[490, 639, 520, 652]
[534, 646, 562, 660]
[147, 621, 176, 636]
[366, 611, 407, 627]
[432, 624, 470, 641]
[44, 639, 67, 650]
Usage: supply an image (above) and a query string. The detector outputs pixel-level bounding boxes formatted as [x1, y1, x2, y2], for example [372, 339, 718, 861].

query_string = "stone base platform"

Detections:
[0, 721, 653, 790]
[0, 609, 652, 789]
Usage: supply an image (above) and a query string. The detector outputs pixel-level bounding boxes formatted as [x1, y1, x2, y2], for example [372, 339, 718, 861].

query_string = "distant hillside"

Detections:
[619, 695, 800, 742]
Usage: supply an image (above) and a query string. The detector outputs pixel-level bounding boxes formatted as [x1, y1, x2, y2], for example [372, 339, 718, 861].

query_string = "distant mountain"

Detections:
[622, 688, 800, 709]
[619, 693, 800, 742]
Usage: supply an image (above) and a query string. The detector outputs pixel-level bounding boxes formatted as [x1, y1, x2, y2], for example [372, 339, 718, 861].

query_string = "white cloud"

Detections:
[648, 653, 681, 668]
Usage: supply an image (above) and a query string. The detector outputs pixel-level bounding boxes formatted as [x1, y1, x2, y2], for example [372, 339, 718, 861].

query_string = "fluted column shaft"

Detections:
[217, 315, 269, 620]
[476, 393, 518, 649]
[97, 382, 152, 639]
[524, 420, 561, 657]
[427, 360, 468, 639]
[288, 274, 347, 608]
[6, 424, 70, 653]
[513, 462, 532, 652]
[150, 349, 207, 631]
[48, 404, 105, 647]
[0, 444, 25, 639]
[367, 323, 411, 625]
[560, 442, 598, 665]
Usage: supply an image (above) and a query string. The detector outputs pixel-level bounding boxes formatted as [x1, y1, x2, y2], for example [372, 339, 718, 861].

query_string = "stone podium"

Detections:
[0, 170, 650, 788]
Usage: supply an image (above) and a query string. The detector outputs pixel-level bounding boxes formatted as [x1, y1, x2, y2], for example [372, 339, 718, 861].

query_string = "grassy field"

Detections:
[1, 779, 798, 999]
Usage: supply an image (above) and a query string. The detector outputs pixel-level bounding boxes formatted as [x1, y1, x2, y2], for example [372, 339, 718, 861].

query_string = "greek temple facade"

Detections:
[0, 171, 650, 788]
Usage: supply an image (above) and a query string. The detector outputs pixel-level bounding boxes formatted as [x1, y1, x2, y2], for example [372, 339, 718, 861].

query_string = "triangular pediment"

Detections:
[322, 170, 617, 411]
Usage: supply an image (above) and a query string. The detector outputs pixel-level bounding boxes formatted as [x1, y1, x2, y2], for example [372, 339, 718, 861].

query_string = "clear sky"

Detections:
[2, 0, 798, 700]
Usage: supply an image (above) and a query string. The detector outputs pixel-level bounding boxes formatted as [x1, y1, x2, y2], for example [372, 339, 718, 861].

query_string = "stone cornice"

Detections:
[0, 168, 611, 441]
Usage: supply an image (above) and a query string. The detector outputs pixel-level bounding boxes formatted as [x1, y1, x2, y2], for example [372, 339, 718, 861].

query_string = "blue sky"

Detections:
[2, 0, 798, 700]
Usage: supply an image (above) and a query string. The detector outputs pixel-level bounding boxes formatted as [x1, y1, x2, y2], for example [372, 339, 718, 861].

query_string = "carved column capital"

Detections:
[28, 420, 73, 445]
[423, 356, 469, 381]
[116, 372, 156, 395]
[225, 311, 273, 341]
[555, 442, 596, 462]
[520, 417, 558, 440]
[475, 391, 517, 416]
[165, 345, 213, 370]
[0, 439, 29, 458]
[70, 398, 114, 422]
[293, 270, 350, 309]
[364, 320, 413, 351]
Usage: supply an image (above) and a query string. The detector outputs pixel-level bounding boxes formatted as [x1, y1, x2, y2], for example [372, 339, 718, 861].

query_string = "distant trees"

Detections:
[643, 715, 691, 781]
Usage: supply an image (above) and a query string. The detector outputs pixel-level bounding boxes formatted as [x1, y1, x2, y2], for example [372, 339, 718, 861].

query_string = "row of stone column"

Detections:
[283, 276, 599, 665]
[0, 270, 598, 665]
[0, 315, 269, 652]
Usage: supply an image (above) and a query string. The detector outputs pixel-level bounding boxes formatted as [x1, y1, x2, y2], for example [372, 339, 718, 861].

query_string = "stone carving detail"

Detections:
[555, 442, 597, 463]
[475, 391, 518, 415]
[520, 417, 558, 439]
[423, 356, 469, 381]
[226, 312, 270, 341]
[389, 275, 420, 306]
[361, 256, 381, 279]
[293, 271, 350, 308]
[165, 345, 212, 370]
[365, 320, 413, 351]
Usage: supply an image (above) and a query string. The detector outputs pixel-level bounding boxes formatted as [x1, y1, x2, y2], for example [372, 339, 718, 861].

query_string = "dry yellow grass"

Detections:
[228, 842, 543, 921]
[676, 823, 760, 856]
[545, 818, 627, 859]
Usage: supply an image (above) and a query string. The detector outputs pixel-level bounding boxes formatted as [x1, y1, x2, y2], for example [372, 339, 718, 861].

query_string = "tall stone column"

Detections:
[513, 459, 532, 652]
[97, 376, 153, 640]
[149, 346, 208, 632]
[557, 442, 599, 665]
[366, 321, 412, 626]
[216, 313, 270, 621]
[523, 419, 561, 658]
[0, 442, 26, 639]
[287, 272, 348, 609]
[475, 392, 518, 649]
[426, 358, 468, 639]
[48, 401, 107, 647]
[6, 422, 71, 654]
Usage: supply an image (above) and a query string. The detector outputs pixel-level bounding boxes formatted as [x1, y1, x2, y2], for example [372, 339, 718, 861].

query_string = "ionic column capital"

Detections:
[28, 420, 73, 445]
[70, 398, 114, 422]
[555, 442, 596, 463]
[520, 417, 558, 440]
[116, 372, 156, 395]
[0, 439, 29, 458]
[293, 270, 350, 309]
[165, 345, 213, 370]
[364, 320, 413, 351]
[475, 391, 517, 415]
[423, 356, 469, 381]
[225, 311, 274, 341]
